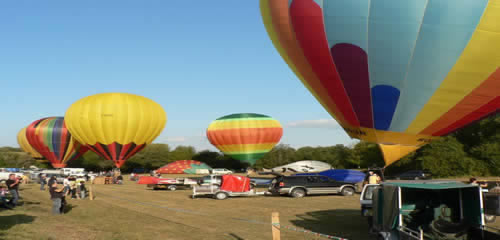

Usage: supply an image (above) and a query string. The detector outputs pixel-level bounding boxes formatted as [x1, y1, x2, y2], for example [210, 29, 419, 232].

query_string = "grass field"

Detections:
[0, 177, 498, 240]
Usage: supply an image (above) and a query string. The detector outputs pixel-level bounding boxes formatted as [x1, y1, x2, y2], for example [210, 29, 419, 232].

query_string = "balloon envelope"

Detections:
[17, 127, 44, 159]
[64, 93, 167, 168]
[261, 0, 500, 165]
[207, 113, 283, 165]
[26, 117, 88, 168]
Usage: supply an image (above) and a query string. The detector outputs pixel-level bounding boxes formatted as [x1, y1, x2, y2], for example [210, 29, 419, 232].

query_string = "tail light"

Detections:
[279, 182, 284, 187]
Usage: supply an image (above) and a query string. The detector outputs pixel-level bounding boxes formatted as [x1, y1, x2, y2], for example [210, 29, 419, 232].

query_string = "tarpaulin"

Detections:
[221, 175, 251, 192]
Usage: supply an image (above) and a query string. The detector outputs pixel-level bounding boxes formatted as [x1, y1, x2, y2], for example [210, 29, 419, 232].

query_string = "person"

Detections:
[6, 174, 20, 207]
[79, 181, 87, 199]
[69, 177, 78, 199]
[367, 171, 381, 185]
[0, 186, 13, 209]
[116, 175, 123, 185]
[39, 173, 46, 190]
[47, 175, 57, 186]
[469, 178, 488, 188]
[63, 176, 71, 196]
[21, 174, 29, 184]
[49, 181, 65, 215]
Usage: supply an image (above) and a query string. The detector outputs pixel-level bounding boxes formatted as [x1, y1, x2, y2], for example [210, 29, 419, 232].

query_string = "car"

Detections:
[211, 168, 233, 175]
[392, 170, 432, 180]
[269, 174, 357, 198]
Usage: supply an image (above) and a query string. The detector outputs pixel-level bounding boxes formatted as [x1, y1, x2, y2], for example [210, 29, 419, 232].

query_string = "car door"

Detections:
[360, 184, 379, 216]
[318, 176, 339, 194]
[304, 176, 320, 194]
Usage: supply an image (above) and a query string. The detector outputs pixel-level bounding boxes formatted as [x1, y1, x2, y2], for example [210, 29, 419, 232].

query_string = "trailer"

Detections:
[192, 174, 267, 200]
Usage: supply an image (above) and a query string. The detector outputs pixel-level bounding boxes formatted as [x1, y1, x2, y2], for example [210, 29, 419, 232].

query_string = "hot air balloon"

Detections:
[26, 117, 88, 168]
[17, 127, 44, 160]
[64, 93, 167, 168]
[207, 113, 283, 165]
[261, 0, 500, 166]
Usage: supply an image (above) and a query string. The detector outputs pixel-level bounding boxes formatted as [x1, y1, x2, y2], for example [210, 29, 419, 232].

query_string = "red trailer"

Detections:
[192, 174, 265, 200]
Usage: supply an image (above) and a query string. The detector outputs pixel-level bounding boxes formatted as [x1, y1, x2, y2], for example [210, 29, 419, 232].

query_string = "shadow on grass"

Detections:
[290, 209, 371, 240]
[63, 204, 77, 214]
[0, 214, 36, 235]
[16, 201, 41, 206]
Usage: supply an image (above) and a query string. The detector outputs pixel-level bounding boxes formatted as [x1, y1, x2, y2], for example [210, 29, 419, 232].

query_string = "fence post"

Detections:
[271, 212, 281, 240]
[89, 185, 94, 200]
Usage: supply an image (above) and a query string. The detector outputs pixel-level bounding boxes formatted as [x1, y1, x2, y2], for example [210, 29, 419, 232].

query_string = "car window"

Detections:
[319, 176, 330, 183]
[306, 176, 318, 183]
[362, 185, 377, 200]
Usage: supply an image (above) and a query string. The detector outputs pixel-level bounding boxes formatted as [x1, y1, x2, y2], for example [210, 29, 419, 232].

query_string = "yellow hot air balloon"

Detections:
[17, 127, 44, 160]
[65, 93, 167, 168]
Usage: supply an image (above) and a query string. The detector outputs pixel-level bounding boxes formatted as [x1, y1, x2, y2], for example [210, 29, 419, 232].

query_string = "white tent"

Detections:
[270, 160, 332, 173]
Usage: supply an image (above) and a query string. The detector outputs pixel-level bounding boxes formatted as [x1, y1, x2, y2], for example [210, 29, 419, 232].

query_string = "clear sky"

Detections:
[1, 0, 355, 151]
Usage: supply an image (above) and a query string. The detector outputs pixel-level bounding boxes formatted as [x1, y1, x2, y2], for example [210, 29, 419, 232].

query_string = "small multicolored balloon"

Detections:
[207, 113, 283, 165]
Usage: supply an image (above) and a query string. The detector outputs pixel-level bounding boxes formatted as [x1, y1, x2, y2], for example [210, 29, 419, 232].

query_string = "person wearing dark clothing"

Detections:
[6, 174, 20, 206]
[48, 176, 57, 186]
[39, 174, 46, 190]
[49, 181, 65, 215]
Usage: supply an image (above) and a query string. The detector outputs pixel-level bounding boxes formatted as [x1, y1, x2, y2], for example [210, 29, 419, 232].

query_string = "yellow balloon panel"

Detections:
[65, 93, 167, 145]
[17, 127, 43, 159]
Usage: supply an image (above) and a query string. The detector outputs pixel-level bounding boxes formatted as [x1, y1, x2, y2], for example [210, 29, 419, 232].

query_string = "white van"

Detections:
[211, 168, 233, 175]
[62, 168, 86, 177]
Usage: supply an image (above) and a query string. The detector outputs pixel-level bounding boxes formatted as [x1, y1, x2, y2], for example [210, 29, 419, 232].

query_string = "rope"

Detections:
[272, 223, 349, 240]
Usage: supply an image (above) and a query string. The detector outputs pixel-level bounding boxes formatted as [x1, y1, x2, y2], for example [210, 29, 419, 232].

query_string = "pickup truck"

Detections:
[269, 174, 357, 198]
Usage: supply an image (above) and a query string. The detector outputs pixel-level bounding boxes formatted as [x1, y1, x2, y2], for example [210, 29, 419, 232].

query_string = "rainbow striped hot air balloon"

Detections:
[26, 117, 88, 168]
[207, 113, 283, 165]
[261, 0, 500, 166]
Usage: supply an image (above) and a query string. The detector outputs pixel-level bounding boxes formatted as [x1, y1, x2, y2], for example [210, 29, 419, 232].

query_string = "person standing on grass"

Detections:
[63, 176, 71, 196]
[6, 174, 20, 207]
[39, 173, 46, 190]
[49, 181, 65, 215]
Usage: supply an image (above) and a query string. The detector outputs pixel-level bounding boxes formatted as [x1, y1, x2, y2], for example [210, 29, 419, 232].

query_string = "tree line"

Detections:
[1, 115, 498, 177]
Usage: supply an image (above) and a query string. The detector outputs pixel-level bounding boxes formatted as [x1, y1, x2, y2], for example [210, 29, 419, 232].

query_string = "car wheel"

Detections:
[290, 188, 306, 198]
[341, 187, 355, 196]
[485, 214, 496, 223]
[215, 192, 228, 200]
[167, 185, 177, 191]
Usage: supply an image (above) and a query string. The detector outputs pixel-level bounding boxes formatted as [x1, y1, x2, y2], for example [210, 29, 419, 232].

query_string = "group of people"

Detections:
[0, 174, 21, 209]
[44, 175, 88, 215]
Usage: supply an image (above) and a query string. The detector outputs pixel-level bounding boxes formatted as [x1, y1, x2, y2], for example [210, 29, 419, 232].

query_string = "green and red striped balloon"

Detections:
[206, 113, 283, 165]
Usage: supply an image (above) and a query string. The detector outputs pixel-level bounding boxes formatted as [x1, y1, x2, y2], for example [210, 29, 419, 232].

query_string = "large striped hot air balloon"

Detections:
[65, 93, 167, 168]
[207, 113, 283, 165]
[17, 127, 44, 160]
[261, 0, 500, 166]
[26, 117, 88, 168]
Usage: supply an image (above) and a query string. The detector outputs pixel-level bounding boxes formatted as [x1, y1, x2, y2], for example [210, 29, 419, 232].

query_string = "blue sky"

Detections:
[1, 0, 355, 150]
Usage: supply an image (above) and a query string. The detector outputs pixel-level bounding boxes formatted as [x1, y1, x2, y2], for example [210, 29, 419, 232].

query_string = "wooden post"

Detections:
[89, 185, 94, 200]
[271, 212, 281, 240]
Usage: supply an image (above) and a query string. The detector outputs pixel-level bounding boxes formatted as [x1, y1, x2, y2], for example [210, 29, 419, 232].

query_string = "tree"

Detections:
[168, 146, 196, 161]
